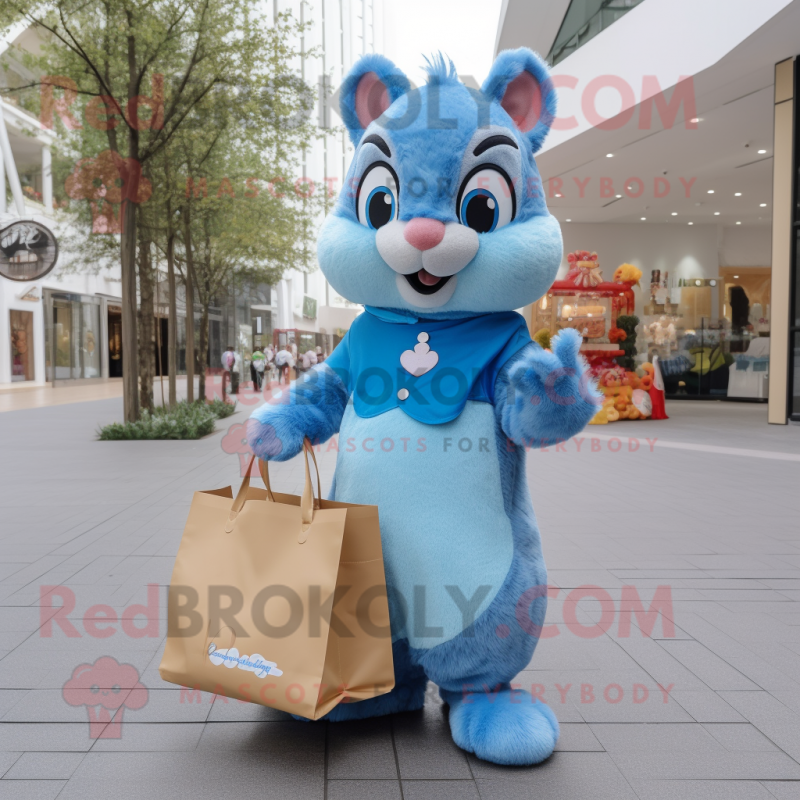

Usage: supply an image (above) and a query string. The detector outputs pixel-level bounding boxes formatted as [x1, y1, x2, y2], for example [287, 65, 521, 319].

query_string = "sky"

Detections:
[382, 0, 505, 87]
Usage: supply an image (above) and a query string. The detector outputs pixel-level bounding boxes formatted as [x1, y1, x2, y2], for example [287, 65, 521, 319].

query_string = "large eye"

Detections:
[457, 166, 515, 233]
[357, 163, 399, 230]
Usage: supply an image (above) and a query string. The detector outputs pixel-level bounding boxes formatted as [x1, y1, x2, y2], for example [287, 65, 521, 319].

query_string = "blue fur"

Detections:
[482, 49, 557, 155]
[340, 53, 411, 146]
[246, 364, 347, 461]
[329, 402, 516, 648]
[442, 686, 560, 766]
[320, 50, 559, 316]
[248, 49, 596, 766]
[422, 52, 460, 85]
[500, 329, 603, 448]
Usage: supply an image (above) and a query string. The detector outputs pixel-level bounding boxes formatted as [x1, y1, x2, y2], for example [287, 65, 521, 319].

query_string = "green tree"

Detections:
[180, 118, 319, 400]
[1, 1, 316, 420]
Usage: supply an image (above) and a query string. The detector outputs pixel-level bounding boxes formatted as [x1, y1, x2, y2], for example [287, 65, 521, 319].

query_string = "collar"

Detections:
[364, 305, 418, 324]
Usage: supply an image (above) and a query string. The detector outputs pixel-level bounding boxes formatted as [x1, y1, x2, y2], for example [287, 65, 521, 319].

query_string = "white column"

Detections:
[0, 141, 5, 214]
[0, 105, 25, 216]
[768, 57, 794, 424]
[361, 0, 366, 55]
[42, 146, 53, 214]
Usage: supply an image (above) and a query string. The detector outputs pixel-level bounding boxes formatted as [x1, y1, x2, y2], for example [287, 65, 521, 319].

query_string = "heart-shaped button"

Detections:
[400, 333, 439, 377]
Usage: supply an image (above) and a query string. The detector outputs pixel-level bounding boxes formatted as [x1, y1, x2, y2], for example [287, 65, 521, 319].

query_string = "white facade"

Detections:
[270, 0, 383, 335]
[1, 26, 122, 387]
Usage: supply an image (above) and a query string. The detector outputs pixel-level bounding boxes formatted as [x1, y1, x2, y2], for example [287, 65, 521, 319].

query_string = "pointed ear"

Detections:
[482, 48, 556, 154]
[340, 54, 410, 146]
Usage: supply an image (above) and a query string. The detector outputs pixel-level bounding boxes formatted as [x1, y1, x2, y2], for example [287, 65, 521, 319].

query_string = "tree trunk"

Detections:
[166, 230, 177, 407]
[184, 209, 196, 403]
[120, 200, 139, 422]
[137, 236, 155, 412]
[198, 305, 209, 402]
[123, 27, 142, 420]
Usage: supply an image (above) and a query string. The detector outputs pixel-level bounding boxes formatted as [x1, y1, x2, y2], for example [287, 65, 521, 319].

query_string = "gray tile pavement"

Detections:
[0, 397, 798, 797]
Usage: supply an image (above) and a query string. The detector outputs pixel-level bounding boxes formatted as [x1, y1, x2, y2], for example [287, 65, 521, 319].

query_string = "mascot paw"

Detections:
[441, 686, 559, 766]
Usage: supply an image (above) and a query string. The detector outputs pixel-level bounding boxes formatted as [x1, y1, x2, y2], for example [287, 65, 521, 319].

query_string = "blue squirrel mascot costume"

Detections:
[247, 49, 599, 766]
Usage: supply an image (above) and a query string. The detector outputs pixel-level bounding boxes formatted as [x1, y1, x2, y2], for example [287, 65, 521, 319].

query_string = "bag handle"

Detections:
[299, 438, 321, 541]
[225, 455, 268, 532]
[226, 438, 321, 538]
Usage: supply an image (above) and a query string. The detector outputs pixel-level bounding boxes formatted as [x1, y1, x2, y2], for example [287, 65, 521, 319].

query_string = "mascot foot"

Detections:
[293, 678, 427, 722]
[441, 685, 559, 766]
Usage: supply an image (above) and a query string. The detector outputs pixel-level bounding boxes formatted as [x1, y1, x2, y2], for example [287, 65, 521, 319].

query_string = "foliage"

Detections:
[615, 315, 640, 371]
[533, 328, 552, 350]
[1, 1, 321, 418]
[202, 398, 237, 419]
[98, 399, 235, 440]
[2, 1, 318, 271]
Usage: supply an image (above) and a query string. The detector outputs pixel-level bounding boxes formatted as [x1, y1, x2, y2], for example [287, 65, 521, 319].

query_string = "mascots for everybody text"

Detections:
[247, 48, 599, 765]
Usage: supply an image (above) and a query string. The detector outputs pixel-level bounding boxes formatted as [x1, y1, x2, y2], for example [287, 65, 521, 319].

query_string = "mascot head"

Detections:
[317, 48, 562, 318]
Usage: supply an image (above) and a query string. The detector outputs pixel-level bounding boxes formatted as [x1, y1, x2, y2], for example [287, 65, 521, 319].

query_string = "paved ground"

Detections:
[0, 396, 799, 799]
[0, 374, 249, 413]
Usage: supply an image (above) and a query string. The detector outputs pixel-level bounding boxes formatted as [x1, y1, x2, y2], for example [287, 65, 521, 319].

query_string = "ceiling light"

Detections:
[707, 190, 714, 194]
[565, 218, 571, 222]
[714, 212, 720, 215]
[641, 217, 646, 220]
[688, 222, 694, 225]
[735, 192, 742, 196]
[758, 149, 767, 154]
[734, 275, 740, 279]
[690, 117, 700, 123]
[615, 194, 622, 198]
[736, 221, 742, 225]
[760, 203, 767, 207]
[671, 212, 678, 216]
[606, 153, 613, 158]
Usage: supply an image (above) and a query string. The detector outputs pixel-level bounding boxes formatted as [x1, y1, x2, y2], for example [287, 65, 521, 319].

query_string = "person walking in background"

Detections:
[249, 356, 257, 389]
[302, 348, 318, 372]
[222, 346, 237, 396]
[264, 344, 276, 384]
[221, 346, 241, 395]
[231, 349, 242, 394]
[274, 347, 294, 384]
[251, 349, 266, 391]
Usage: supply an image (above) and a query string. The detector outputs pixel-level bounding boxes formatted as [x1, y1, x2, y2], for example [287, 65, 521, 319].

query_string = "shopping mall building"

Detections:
[498, 0, 800, 423]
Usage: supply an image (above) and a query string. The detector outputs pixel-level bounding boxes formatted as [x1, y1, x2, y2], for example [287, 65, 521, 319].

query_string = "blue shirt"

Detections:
[325, 308, 532, 425]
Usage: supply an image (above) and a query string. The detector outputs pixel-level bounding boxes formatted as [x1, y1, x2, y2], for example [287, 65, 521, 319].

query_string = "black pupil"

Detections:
[465, 193, 495, 233]
[368, 190, 393, 229]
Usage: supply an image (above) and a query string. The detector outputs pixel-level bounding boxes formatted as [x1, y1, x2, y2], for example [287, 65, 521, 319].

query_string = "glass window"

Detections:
[548, 0, 645, 66]
[45, 291, 102, 380]
[9, 310, 35, 382]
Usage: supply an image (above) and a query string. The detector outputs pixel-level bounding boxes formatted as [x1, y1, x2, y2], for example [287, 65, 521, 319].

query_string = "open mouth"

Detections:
[404, 269, 452, 296]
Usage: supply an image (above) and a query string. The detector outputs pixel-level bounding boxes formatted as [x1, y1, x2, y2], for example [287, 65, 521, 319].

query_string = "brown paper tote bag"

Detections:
[159, 439, 394, 719]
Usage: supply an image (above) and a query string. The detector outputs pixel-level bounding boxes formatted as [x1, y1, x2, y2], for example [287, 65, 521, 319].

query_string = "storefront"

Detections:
[492, 0, 800, 423]
[42, 289, 123, 382]
[9, 307, 35, 382]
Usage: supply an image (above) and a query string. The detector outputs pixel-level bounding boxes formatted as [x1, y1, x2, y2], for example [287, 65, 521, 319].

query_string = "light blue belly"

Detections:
[333, 401, 513, 649]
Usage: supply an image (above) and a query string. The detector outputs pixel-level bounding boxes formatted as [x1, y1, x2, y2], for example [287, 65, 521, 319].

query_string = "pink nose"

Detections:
[404, 218, 445, 251]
